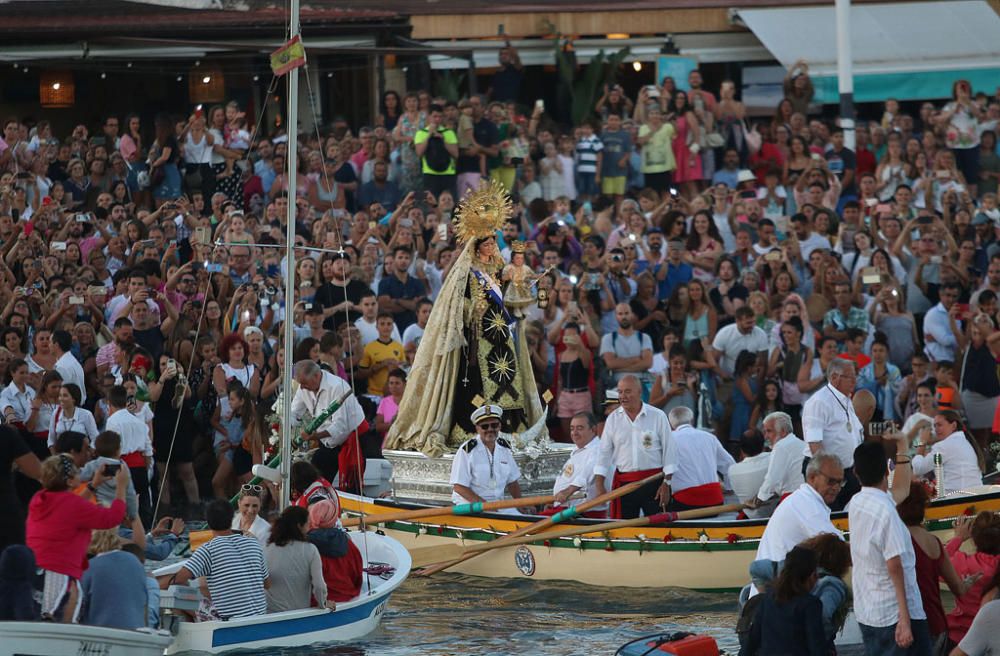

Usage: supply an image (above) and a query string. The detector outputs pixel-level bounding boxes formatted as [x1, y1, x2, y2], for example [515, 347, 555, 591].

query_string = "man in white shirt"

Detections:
[105, 385, 153, 526]
[354, 292, 401, 347]
[549, 413, 606, 517]
[755, 453, 844, 565]
[727, 432, 771, 518]
[747, 412, 805, 517]
[664, 407, 734, 511]
[401, 298, 432, 364]
[789, 212, 832, 260]
[106, 269, 161, 324]
[595, 375, 671, 519]
[801, 358, 863, 510]
[51, 329, 87, 404]
[291, 359, 367, 487]
[712, 306, 769, 378]
[849, 441, 931, 655]
[922, 282, 961, 363]
[450, 405, 524, 515]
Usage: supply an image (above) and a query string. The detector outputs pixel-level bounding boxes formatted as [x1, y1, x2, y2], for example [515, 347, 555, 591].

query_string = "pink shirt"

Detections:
[947, 536, 1000, 644]
[27, 490, 126, 579]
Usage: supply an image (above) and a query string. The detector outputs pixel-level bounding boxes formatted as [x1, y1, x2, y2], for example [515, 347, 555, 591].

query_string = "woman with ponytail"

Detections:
[911, 409, 984, 495]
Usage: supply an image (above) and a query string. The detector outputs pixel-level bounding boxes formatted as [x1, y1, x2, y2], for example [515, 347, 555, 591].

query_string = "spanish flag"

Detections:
[271, 35, 306, 76]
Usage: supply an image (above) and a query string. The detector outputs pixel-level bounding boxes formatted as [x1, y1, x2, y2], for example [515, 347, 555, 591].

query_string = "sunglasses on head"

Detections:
[241, 483, 263, 497]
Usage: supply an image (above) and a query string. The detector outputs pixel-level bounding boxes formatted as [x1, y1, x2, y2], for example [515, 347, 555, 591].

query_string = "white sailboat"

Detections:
[159, 532, 410, 654]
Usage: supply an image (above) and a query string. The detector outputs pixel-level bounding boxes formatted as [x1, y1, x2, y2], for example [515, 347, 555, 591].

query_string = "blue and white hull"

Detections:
[164, 531, 410, 654]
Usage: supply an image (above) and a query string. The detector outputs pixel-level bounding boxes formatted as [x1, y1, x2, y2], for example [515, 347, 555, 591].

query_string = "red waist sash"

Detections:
[122, 452, 145, 468]
[672, 482, 724, 507]
[610, 468, 661, 519]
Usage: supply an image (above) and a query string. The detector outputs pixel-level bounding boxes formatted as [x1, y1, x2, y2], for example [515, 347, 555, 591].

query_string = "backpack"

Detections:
[423, 130, 452, 173]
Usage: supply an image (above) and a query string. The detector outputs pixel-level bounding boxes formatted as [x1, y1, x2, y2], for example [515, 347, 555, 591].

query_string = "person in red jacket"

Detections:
[306, 499, 362, 604]
[26, 454, 128, 621]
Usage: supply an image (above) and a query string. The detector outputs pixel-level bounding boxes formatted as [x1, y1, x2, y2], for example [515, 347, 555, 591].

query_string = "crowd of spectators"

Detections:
[2, 43, 1000, 643]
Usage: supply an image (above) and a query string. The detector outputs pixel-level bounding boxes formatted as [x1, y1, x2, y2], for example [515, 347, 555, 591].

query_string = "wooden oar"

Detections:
[410, 502, 745, 569]
[416, 471, 665, 576]
[342, 494, 565, 528]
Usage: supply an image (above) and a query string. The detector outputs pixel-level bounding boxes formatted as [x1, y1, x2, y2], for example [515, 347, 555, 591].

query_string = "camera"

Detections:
[102, 463, 121, 477]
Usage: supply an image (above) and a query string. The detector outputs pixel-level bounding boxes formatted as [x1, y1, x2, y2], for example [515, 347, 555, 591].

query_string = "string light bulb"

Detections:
[253, 74, 259, 82]
[194, 60, 201, 67]
[202, 75, 211, 84]
[176, 75, 182, 82]
[52, 82, 60, 90]
[326, 72, 333, 78]
[633, 61, 642, 72]
[127, 62, 133, 68]
[100, 72, 107, 79]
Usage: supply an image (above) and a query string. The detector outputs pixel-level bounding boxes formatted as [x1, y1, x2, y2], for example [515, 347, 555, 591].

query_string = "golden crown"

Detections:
[453, 179, 513, 243]
[510, 240, 526, 254]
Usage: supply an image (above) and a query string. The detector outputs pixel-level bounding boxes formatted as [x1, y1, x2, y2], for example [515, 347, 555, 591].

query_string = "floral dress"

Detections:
[396, 112, 426, 194]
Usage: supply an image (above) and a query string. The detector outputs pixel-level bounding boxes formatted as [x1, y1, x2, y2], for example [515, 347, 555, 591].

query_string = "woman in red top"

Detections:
[896, 481, 969, 648]
[26, 454, 128, 621]
[306, 499, 363, 603]
[947, 511, 1000, 645]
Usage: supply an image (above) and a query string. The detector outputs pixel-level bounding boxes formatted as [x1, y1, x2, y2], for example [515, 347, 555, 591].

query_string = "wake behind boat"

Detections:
[156, 531, 410, 654]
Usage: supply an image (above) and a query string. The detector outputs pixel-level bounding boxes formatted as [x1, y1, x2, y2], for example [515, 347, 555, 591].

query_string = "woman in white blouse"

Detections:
[47, 383, 98, 452]
[912, 410, 984, 494]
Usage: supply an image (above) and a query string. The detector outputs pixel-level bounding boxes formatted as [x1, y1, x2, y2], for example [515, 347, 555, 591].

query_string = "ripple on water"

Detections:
[234, 575, 741, 656]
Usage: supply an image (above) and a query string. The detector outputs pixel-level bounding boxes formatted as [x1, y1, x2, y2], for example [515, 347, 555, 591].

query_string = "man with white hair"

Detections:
[746, 412, 806, 516]
[663, 407, 735, 511]
[291, 359, 367, 491]
[801, 358, 863, 510]
[595, 375, 671, 519]
[755, 453, 844, 564]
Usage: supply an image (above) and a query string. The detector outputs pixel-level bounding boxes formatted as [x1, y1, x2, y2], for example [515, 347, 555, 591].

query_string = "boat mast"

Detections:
[279, 0, 301, 509]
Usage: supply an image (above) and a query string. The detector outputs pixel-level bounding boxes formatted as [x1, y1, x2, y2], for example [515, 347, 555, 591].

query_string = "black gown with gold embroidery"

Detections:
[449, 264, 529, 445]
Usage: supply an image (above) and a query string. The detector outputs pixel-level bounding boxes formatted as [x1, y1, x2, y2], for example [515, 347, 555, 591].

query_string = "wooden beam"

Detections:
[410, 9, 738, 40]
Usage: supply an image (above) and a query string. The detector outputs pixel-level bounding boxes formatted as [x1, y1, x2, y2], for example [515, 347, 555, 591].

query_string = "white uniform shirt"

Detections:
[849, 487, 926, 627]
[728, 452, 770, 505]
[755, 483, 841, 563]
[594, 404, 672, 480]
[802, 384, 863, 467]
[552, 437, 606, 510]
[105, 408, 153, 457]
[664, 424, 735, 493]
[0, 382, 35, 424]
[54, 351, 87, 404]
[912, 431, 982, 494]
[450, 436, 521, 507]
[290, 371, 365, 448]
[48, 407, 99, 448]
[757, 434, 806, 501]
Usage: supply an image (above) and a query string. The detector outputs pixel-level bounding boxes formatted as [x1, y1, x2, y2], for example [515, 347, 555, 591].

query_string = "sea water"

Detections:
[235, 575, 742, 655]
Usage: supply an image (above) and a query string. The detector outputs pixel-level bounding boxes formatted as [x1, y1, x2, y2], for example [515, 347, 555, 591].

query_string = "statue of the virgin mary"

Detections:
[384, 181, 545, 457]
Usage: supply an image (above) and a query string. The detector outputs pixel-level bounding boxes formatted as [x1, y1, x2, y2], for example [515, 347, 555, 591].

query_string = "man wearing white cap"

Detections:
[450, 404, 525, 515]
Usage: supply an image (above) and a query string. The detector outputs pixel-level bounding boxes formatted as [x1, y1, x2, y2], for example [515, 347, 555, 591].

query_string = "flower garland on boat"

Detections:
[263, 385, 312, 462]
